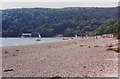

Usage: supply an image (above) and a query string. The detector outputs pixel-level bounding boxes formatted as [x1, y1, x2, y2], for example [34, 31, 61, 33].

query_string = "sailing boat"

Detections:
[36, 32, 41, 41]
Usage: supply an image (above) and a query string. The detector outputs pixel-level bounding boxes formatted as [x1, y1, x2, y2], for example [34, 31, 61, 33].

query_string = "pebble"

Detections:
[83, 66, 87, 68]
[80, 44, 84, 47]
[41, 58, 45, 61]
[4, 51, 9, 54]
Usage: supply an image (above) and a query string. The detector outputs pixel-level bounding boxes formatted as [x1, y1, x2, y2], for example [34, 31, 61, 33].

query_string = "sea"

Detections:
[0, 37, 63, 47]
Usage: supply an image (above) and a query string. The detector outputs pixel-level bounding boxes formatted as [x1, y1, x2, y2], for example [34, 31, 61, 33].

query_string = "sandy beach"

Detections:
[2, 37, 119, 77]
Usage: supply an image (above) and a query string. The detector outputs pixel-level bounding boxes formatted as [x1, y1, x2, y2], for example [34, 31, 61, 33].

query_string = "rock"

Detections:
[48, 45, 52, 48]
[4, 68, 14, 72]
[83, 66, 87, 68]
[100, 69, 103, 71]
[13, 54, 16, 56]
[89, 56, 93, 58]
[80, 44, 84, 47]
[84, 75, 89, 77]
[16, 49, 20, 51]
[107, 47, 120, 53]
[74, 42, 77, 44]
[41, 58, 45, 61]
[94, 45, 99, 47]
[4, 51, 9, 54]
[106, 44, 113, 47]
[50, 76, 62, 79]
[63, 38, 69, 40]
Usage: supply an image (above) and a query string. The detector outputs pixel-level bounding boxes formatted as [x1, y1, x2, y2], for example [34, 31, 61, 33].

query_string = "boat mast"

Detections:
[38, 32, 41, 40]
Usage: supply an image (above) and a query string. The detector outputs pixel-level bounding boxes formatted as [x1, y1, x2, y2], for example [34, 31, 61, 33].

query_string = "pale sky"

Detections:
[0, 0, 120, 9]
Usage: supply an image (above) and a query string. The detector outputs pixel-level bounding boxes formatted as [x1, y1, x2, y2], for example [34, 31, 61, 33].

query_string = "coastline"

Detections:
[2, 37, 118, 77]
[1, 37, 63, 47]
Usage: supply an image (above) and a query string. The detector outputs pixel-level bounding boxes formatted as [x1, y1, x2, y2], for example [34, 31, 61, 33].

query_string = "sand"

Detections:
[2, 37, 119, 77]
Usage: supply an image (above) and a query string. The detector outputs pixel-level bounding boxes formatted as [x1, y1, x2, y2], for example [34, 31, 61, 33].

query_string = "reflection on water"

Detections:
[0, 37, 63, 47]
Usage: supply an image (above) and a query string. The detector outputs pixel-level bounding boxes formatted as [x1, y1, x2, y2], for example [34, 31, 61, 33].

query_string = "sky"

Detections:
[0, 0, 120, 9]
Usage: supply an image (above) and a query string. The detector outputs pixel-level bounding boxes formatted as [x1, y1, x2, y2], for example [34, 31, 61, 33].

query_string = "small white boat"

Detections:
[36, 32, 41, 41]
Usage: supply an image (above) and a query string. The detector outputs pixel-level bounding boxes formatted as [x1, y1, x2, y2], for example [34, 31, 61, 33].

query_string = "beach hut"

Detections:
[21, 33, 32, 37]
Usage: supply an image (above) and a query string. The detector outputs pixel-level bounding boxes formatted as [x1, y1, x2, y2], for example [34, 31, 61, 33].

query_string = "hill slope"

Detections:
[2, 7, 118, 37]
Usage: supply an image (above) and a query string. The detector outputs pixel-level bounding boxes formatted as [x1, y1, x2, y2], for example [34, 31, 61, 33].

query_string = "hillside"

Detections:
[93, 6, 120, 39]
[92, 19, 119, 35]
[2, 7, 118, 37]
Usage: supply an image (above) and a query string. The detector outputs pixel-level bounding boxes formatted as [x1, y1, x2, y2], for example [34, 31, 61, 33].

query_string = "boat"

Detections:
[36, 32, 41, 41]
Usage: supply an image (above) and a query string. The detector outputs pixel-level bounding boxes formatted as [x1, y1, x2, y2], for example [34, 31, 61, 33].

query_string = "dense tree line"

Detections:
[93, 6, 120, 39]
[2, 7, 118, 37]
[93, 19, 118, 35]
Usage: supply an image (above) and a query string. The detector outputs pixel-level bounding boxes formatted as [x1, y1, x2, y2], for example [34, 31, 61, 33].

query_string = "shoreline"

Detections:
[2, 37, 118, 77]
[1, 40, 64, 48]
[1, 37, 64, 47]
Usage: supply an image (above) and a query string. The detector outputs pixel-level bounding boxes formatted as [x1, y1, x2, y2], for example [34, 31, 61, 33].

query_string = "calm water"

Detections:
[0, 37, 63, 47]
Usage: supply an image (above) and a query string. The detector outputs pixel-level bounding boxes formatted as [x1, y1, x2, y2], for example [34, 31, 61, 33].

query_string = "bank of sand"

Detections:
[2, 37, 118, 77]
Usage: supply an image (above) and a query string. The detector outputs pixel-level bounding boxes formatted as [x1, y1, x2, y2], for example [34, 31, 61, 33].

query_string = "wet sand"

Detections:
[2, 37, 118, 77]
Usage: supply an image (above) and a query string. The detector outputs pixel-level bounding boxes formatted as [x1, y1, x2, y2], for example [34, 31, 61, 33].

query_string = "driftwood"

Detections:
[107, 47, 120, 53]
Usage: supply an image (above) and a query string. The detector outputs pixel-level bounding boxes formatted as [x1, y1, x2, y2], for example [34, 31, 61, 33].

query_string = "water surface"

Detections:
[1, 37, 63, 47]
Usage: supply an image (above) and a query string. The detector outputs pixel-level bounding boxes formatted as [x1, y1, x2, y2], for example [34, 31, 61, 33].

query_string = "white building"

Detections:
[21, 33, 32, 37]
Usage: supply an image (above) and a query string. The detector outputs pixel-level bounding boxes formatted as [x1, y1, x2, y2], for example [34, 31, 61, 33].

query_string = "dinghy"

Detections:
[36, 32, 41, 41]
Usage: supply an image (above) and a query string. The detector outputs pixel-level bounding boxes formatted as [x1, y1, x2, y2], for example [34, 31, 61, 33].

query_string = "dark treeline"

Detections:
[1, 7, 119, 37]
[93, 18, 119, 38]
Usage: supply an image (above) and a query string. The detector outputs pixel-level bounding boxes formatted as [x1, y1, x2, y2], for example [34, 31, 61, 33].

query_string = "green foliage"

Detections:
[64, 28, 75, 36]
[118, 18, 120, 39]
[2, 7, 117, 37]
[93, 18, 119, 39]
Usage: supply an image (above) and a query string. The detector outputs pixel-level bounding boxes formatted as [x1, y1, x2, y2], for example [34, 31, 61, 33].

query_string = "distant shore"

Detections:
[2, 37, 118, 77]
